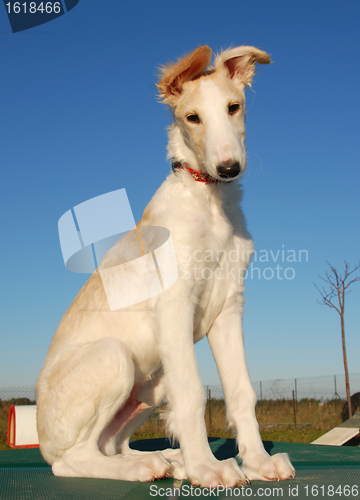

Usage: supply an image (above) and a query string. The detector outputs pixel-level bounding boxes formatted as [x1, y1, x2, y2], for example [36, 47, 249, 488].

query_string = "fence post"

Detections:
[208, 388, 212, 433]
[292, 390, 297, 429]
[260, 381, 263, 407]
[294, 378, 298, 411]
[333, 375, 342, 408]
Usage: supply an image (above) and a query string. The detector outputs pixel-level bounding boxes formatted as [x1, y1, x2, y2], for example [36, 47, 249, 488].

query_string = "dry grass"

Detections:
[133, 398, 344, 444]
[0, 400, 12, 451]
[256, 398, 343, 444]
[0, 398, 344, 452]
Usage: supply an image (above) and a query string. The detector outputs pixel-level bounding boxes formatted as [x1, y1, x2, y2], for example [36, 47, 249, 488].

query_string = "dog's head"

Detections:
[158, 46, 270, 182]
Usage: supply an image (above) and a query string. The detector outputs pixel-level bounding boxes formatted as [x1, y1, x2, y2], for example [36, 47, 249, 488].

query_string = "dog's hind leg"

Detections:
[37, 337, 171, 481]
[112, 377, 187, 480]
[112, 407, 187, 480]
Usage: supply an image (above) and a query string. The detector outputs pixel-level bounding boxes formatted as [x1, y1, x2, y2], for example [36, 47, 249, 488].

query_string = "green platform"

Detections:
[1, 438, 360, 499]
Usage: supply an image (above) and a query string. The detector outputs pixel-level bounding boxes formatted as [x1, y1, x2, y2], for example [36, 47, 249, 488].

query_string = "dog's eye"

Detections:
[228, 103, 240, 115]
[186, 113, 200, 124]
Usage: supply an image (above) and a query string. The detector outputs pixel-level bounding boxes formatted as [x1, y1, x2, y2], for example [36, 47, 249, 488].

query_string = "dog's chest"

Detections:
[178, 195, 231, 272]
[181, 198, 243, 341]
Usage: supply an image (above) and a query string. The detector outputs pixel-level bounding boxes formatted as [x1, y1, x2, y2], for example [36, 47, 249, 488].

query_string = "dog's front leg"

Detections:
[207, 301, 295, 481]
[156, 296, 247, 487]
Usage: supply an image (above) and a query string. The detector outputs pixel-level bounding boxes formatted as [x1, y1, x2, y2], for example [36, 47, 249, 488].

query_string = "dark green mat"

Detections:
[1, 439, 360, 499]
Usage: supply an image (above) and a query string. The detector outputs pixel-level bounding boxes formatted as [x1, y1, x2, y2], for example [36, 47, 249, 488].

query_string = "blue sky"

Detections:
[1, 0, 359, 391]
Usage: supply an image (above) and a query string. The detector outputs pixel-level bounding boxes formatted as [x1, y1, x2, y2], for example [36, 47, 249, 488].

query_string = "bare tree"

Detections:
[314, 261, 360, 419]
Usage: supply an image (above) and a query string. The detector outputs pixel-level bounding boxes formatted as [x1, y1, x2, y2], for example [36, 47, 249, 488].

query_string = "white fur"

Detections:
[36, 45, 295, 487]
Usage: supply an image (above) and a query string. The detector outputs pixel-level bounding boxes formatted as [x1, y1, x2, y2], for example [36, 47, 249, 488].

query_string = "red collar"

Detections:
[171, 161, 219, 184]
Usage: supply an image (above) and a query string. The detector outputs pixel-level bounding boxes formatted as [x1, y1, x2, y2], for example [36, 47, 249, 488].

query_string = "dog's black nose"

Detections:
[216, 162, 241, 179]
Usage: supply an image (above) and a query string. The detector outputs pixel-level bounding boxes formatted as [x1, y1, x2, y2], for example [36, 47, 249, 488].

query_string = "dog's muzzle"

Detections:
[216, 162, 241, 179]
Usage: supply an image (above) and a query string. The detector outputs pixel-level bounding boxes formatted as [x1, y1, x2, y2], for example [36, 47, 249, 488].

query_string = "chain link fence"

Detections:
[0, 386, 37, 403]
[205, 373, 360, 403]
[1, 374, 360, 444]
[1, 373, 360, 405]
[203, 374, 360, 435]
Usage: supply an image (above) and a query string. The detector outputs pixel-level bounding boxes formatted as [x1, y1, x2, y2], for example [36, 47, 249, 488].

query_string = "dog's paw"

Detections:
[189, 458, 249, 488]
[167, 460, 187, 480]
[241, 452, 295, 481]
[159, 449, 187, 480]
[127, 451, 172, 482]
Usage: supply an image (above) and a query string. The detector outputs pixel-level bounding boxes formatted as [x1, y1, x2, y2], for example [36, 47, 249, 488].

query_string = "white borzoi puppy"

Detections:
[36, 45, 295, 487]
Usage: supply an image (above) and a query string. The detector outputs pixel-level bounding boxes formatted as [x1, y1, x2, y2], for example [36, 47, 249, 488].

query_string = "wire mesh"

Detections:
[1, 373, 359, 404]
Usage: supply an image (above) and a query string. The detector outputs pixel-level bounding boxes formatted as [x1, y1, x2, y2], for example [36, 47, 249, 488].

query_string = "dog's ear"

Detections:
[214, 46, 271, 87]
[157, 46, 212, 104]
